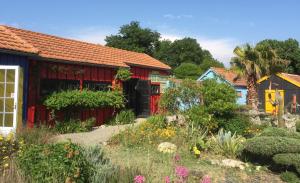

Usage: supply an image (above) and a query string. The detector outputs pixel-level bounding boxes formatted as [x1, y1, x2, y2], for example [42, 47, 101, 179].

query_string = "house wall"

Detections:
[0, 53, 29, 127]
[198, 69, 247, 105]
[235, 86, 247, 105]
[258, 75, 300, 112]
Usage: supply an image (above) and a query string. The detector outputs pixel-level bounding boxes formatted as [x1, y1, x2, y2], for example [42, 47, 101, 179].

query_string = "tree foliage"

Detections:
[257, 39, 300, 74]
[105, 21, 160, 56]
[174, 63, 202, 79]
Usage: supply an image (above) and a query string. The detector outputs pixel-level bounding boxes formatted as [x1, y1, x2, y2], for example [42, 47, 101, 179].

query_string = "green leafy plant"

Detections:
[211, 129, 245, 158]
[54, 118, 96, 134]
[245, 136, 300, 157]
[147, 114, 168, 128]
[17, 142, 91, 183]
[185, 105, 217, 131]
[296, 120, 300, 132]
[44, 90, 125, 111]
[115, 68, 132, 81]
[280, 171, 300, 183]
[260, 127, 300, 139]
[109, 110, 135, 125]
[84, 146, 140, 183]
[218, 114, 251, 135]
[200, 79, 238, 117]
[273, 153, 300, 174]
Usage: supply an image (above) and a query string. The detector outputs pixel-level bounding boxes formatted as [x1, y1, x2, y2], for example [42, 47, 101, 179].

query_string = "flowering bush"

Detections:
[17, 142, 91, 183]
[0, 133, 23, 174]
[109, 117, 179, 147]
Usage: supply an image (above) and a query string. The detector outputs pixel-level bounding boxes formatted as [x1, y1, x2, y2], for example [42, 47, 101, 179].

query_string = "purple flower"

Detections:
[134, 175, 145, 183]
[201, 175, 211, 183]
[175, 166, 189, 179]
[165, 176, 171, 183]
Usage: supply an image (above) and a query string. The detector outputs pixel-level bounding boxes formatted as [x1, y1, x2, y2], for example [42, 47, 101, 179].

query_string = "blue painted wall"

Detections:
[0, 53, 29, 124]
[197, 69, 248, 105]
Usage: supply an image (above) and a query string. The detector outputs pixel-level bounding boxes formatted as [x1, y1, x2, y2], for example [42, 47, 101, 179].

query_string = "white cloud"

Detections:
[161, 33, 239, 67]
[66, 26, 117, 45]
[163, 14, 193, 19]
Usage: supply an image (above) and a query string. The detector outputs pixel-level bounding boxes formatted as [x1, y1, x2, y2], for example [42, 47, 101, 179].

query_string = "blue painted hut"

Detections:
[197, 67, 248, 105]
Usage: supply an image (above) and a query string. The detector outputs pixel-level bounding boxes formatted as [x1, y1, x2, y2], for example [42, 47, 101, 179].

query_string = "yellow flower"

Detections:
[3, 163, 9, 168]
[194, 149, 201, 155]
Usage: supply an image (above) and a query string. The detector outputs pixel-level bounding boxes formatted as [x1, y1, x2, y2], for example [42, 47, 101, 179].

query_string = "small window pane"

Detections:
[6, 69, 15, 82]
[0, 70, 4, 82]
[0, 99, 3, 112]
[4, 113, 13, 127]
[5, 98, 14, 112]
[0, 113, 3, 127]
[6, 83, 15, 98]
[0, 83, 4, 97]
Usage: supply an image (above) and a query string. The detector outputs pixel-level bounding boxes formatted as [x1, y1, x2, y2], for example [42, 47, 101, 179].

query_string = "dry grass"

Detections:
[104, 145, 283, 183]
[0, 159, 25, 183]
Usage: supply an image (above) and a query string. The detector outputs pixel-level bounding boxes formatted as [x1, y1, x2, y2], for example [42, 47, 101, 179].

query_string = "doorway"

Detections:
[123, 78, 151, 117]
[0, 66, 19, 135]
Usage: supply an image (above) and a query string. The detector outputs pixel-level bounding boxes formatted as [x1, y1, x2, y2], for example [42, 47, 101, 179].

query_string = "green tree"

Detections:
[256, 39, 300, 74]
[231, 44, 287, 109]
[154, 37, 218, 68]
[105, 21, 160, 56]
[231, 44, 264, 109]
[174, 62, 202, 79]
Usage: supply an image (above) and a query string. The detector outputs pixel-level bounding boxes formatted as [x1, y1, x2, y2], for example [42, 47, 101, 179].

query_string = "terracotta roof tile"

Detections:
[211, 67, 247, 87]
[0, 25, 171, 70]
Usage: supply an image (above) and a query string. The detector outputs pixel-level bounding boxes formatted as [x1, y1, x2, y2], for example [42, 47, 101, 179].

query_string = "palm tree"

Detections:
[231, 44, 263, 109]
[231, 44, 288, 110]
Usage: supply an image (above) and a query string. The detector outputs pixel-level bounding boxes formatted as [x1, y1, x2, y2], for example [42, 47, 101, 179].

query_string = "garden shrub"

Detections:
[44, 90, 125, 111]
[109, 120, 178, 147]
[296, 120, 300, 132]
[17, 142, 90, 183]
[109, 110, 135, 125]
[159, 79, 202, 113]
[273, 153, 300, 174]
[147, 114, 168, 128]
[280, 171, 300, 183]
[84, 146, 139, 183]
[200, 79, 237, 117]
[185, 105, 217, 131]
[54, 118, 96, 134]
[218, 114, 251, 135]
[244, 136, 300, 157]
[260, 127, 300, 139]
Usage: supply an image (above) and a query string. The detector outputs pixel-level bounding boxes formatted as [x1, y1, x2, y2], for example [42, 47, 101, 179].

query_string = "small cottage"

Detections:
[197, 67, 247, 105]
[0, 25, 170, 134]
[257, 73, 300, 114]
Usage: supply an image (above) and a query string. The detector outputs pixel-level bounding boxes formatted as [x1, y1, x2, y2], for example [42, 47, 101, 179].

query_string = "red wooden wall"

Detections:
[27, 62, 168, 127]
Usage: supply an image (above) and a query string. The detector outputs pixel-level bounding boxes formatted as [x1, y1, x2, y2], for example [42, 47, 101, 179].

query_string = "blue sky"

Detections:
[1, 0, 300, 65]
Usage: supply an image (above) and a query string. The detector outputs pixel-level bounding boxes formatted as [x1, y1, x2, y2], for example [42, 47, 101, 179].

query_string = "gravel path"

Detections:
[51, 118, 146, 146]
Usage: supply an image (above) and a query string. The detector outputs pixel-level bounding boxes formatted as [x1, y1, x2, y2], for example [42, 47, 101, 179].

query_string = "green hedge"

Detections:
[17, 143, 91, 183]
[280, 171, 300, 183]
[273, 153, 300, 174]
[44, 90, 125, 111]
[244, 136, 300, 156]
[260, 127, 300, 139]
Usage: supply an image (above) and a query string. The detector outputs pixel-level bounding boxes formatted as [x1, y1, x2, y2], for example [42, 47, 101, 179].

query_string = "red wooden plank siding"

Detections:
[27, 61, 166, 127]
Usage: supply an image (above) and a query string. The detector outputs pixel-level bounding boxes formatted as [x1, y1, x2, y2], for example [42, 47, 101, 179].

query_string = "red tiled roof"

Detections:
[211, 67, 247, 87]
[0, 25, 171, 70]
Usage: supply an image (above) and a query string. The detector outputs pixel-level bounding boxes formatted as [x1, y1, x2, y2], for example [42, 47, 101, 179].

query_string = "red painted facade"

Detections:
[27, 61, 167, 127]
